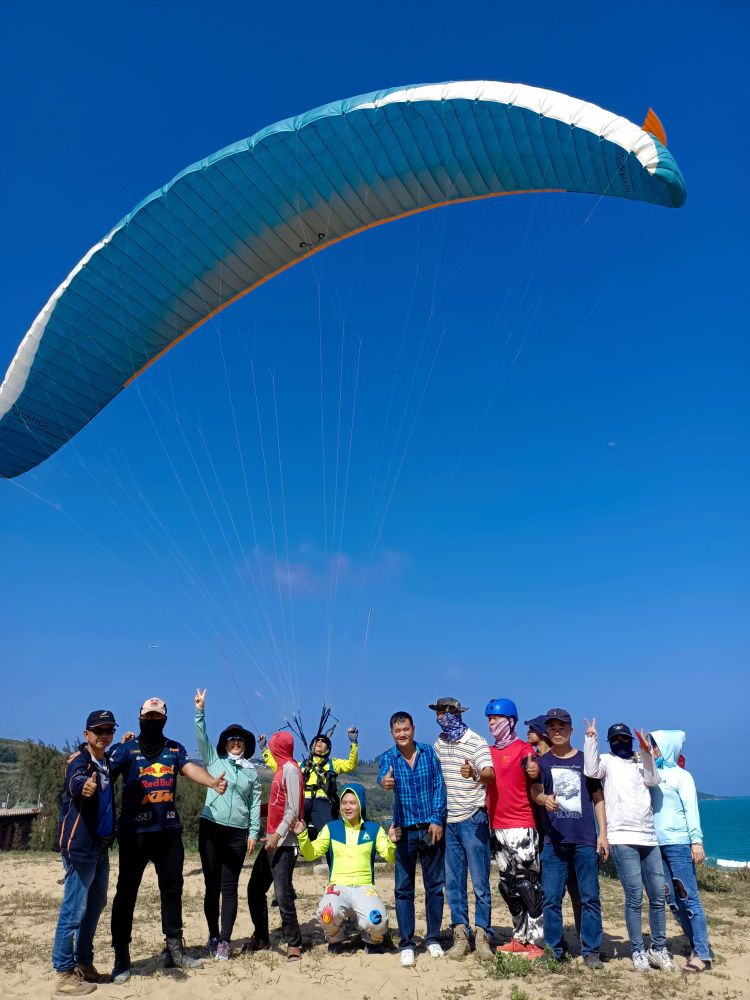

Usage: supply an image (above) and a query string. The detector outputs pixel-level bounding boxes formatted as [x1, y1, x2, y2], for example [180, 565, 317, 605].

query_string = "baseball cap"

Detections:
[86, 709, 117, 730]
[427, 696, 469, 713]
[545, 707, 572, 726]
[607, 723, 633, 741]
[139, 696, 167, 717]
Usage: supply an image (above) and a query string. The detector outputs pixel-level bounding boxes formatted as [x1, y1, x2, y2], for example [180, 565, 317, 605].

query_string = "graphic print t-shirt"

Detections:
[109, 738, 188, 835]
[537, 750, 602, 847]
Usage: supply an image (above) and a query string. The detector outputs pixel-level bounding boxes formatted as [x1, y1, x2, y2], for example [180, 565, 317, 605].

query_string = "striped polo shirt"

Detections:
[434, 728, 493, 823]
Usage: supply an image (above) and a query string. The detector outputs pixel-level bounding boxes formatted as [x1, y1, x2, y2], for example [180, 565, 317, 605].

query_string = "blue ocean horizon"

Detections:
[701, 798, 750, 864]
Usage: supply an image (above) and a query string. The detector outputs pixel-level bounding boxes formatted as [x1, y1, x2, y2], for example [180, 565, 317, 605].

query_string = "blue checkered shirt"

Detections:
[378, 741, 447, 827]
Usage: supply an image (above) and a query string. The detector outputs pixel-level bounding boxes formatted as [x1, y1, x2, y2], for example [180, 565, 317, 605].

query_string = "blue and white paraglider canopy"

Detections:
[0, 80, 685, 479]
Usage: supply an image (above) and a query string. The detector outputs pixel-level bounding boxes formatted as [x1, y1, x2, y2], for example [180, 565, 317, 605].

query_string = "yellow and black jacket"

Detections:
[297, 782, 395, 885]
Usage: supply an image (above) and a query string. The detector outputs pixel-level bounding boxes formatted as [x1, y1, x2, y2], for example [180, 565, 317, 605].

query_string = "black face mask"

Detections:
[610, 738, 634, 760]
[138, 717, 166, 756]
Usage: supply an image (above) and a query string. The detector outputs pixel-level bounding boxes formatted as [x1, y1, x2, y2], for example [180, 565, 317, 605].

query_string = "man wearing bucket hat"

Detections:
[108, 696, 229, 983]
[52, 709, 118, 997]
[431, 696, 494, 962]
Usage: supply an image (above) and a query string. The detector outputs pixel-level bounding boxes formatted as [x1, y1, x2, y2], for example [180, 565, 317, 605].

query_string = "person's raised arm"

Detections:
[193, 688, 217, 766]
[634, 728, 659, 787]
[335, 730, 359, 774]
[583, 718, 605, 779]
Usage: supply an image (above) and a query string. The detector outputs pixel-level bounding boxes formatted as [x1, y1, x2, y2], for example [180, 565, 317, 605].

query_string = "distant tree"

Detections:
[0, 738, 21, 764]
[15, 740, 67, 850]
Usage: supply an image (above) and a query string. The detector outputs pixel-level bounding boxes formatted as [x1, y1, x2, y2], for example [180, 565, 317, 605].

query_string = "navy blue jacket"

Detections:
[57, 744, 115, 865]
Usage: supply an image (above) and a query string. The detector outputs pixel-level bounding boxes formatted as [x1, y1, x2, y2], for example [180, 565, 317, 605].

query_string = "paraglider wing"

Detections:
[0, 81, 686, 479]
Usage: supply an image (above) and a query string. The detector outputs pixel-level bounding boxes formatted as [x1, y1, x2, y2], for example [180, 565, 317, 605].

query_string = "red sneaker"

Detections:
[523, 944, 545, 960]
[496, 940, 529, 954]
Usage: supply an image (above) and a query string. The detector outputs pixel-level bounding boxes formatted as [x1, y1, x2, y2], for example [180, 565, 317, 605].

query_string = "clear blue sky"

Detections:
[1, 2, 748, 795]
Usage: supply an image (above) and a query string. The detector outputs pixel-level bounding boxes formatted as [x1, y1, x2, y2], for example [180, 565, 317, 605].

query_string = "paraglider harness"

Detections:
[302, 755, 340, 819]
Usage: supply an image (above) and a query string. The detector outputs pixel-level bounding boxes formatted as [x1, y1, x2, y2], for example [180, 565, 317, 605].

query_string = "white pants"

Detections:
[316, 884, 389, 944]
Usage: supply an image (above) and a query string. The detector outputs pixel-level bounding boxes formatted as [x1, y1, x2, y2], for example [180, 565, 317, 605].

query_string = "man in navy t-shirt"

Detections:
[109, 696, 228, 983]
[530, 708, 608, 969]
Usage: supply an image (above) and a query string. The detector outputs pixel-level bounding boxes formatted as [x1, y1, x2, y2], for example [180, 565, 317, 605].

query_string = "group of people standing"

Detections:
[375, 699, 711, 974]
[50, 691, 712, 998]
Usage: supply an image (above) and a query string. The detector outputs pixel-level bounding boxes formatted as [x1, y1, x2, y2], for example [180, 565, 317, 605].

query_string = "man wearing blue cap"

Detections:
[486, 699, 543, 955]
[52, 710, 118, 997]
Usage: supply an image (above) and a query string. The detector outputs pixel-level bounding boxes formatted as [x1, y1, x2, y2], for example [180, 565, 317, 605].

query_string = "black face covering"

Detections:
[138, 717, 167, 757]
[610, 737, 634, 760]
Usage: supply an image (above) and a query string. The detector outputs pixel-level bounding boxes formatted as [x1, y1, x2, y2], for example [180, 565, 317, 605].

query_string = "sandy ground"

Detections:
[0, 851, 748, 1000]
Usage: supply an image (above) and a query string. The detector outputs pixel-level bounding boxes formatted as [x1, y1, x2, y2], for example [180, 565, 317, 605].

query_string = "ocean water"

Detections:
[701, 798, 750, 864]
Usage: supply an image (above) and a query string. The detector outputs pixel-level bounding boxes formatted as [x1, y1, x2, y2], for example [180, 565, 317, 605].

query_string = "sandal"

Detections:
[287, 946, 302, 962]
[685, 959, 710, 973]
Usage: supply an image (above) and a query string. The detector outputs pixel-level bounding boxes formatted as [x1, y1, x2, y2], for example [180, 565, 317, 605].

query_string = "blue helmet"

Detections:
[485, 698, 518, 721]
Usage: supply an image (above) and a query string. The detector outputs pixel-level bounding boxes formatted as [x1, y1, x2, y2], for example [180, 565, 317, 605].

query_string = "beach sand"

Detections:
[1, 851, 747, 1000]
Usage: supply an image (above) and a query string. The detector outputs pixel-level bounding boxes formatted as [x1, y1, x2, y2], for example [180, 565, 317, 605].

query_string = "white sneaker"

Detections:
[426, 943, 445, 958]
[632, 949, 650, 972]
[400, 948, 416, 967]
[647, 947, 676, 971]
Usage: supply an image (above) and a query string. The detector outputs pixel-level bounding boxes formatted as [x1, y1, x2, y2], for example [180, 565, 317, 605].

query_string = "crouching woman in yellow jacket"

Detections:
[293, 782, 400, 953]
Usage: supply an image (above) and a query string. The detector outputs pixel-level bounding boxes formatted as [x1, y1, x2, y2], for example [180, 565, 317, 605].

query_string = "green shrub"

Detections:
[488, 953, 534, 979]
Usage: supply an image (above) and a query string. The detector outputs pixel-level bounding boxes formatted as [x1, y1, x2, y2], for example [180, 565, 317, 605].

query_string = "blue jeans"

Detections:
[611, 844, 666, 953]
[445, 810, 491, 933]
[395, 828, 445, 950]
[52, 851, 109, 972]
[660, 844, 711, 961]
[541, 843, 602, 958]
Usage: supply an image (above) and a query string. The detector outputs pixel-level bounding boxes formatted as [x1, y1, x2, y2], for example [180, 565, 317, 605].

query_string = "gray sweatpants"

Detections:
[316, 883, 389, 944]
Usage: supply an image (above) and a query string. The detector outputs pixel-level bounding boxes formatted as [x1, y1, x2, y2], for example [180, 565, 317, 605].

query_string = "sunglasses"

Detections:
[89, 727, 116, 736]
[226, 735, 245, 743]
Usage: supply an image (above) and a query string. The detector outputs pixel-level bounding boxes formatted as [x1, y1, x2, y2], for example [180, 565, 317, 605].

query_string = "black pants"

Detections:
[111, 829, 184, 944]
[198, 818, 248, 942]
[305, 796, 333, 835]
[247, 846, 301, 948]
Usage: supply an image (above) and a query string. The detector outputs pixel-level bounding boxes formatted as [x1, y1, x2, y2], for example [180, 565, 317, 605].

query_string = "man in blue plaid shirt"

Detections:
[378, 710, 447, 967]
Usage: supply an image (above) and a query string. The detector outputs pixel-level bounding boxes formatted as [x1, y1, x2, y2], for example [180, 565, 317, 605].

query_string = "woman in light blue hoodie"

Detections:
[648, 730, 711, 972]
[194, 688, 261, 960]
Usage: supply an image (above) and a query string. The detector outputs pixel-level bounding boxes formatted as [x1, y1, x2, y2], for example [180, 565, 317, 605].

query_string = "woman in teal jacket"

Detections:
[649, 730, 711, 973]
[194, 688, 261, 960]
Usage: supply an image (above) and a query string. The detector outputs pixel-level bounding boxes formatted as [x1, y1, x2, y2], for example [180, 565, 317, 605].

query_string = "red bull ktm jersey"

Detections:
[109, 738, 189, 834]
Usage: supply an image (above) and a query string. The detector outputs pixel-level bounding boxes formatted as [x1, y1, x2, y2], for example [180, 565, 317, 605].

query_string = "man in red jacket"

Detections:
[484, 698, 544, 955]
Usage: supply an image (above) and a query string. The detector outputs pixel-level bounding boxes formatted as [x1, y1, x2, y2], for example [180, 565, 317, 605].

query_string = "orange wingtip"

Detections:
[642, 108, 667, 147]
